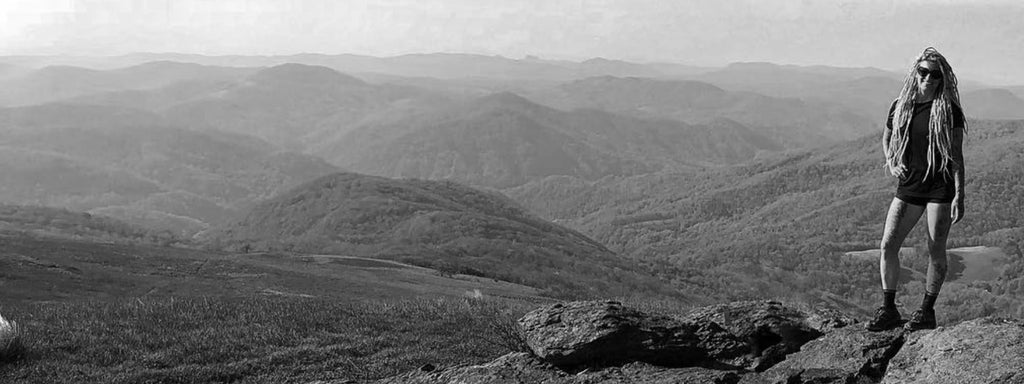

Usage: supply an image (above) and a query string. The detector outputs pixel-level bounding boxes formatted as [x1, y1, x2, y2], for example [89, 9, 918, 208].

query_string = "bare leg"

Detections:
[880, 198, 926, 290]
[924, 203, 952, 294]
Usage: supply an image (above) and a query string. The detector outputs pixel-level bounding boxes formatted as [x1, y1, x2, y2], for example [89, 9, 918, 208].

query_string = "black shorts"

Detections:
[896, 168, 954, 206]
[895, 194, 952, 206]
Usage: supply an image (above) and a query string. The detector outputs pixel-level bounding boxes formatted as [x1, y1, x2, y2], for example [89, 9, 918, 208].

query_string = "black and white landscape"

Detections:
[2, 1, 1024, 383]
[3, 50, 1024, 383]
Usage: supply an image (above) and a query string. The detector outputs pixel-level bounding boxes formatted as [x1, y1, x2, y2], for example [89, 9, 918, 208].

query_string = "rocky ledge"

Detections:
[378, 300, 1024, 384]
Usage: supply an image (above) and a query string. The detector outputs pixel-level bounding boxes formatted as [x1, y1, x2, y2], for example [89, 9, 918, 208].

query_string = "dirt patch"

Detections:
[303, 255, 418, 269]
[947, 246, 1008, 282]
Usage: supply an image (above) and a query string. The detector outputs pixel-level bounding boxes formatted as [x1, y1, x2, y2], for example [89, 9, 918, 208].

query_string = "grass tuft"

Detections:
[476, 303, 533, 354]
[0, 311, 26, 364]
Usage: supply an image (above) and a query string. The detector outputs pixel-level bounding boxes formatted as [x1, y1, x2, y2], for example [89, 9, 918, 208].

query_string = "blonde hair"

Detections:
[885, 47, 967, 180]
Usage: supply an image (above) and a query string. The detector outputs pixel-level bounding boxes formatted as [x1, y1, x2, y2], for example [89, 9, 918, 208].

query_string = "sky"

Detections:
[2, 0, 1023, 85]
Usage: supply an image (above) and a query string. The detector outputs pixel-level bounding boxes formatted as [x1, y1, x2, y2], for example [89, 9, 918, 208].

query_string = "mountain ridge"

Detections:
[529, 75, 877, 147]
[319, 90, 782, 188]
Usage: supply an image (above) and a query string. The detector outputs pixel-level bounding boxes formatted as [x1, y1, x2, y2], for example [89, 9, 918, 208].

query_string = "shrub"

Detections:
[467, 301, 533, 354]
[0, 311, 26, 363]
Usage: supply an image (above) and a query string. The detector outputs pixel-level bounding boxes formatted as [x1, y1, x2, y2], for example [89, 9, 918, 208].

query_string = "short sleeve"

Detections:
[885, 99, 898, 130]
[951, 103, 965, 169]
[952, 103, 965, 129]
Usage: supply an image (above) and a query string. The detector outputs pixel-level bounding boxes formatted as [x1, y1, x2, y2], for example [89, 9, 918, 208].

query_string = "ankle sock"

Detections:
[883, 289, 897, 309]
[922, 292, 938, 311]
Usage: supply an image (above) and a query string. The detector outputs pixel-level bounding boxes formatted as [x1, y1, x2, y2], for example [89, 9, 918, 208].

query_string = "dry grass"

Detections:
[0, 296, 537, 384]
[478, 307, 533, 354]
[0, 311, 26, 364]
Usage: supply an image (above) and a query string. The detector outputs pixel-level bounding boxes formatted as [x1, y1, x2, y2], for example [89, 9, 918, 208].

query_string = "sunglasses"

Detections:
[916, 67, 943, 80]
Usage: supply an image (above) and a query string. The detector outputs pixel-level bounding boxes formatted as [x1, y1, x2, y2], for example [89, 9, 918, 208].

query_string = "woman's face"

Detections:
[916, 60, 943, 99]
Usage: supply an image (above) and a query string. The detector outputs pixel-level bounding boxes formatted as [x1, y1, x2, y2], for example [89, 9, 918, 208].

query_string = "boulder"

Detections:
[742, 326, 905, 384]
[881, 317, 1024, 384]
[518, 300, 747, 368]
[685, 301, 859, 371]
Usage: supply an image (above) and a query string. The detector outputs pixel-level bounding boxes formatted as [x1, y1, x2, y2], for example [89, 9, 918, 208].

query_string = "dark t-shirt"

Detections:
[885, 99, 965, 200]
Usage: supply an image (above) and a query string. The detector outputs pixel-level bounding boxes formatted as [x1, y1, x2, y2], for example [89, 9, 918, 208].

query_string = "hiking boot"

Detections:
[904, 309, 937, 331]
[866, 306, 902, 331]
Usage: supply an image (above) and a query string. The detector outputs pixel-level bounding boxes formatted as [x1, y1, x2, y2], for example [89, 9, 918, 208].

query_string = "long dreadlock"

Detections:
[885, 47, 967, 181]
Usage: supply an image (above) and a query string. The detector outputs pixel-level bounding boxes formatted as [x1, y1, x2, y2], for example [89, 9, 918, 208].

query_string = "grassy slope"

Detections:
[0, 297, 534, 384]
[0, 235, 547, 303]
[0, 231, 555, 383]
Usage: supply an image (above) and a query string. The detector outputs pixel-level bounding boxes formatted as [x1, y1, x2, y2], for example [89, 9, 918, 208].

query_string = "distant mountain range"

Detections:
[0, 61, 801, 188]
[0, 103, 339, 234]
[691, 62, 902, 97]
[317, 91, 782, 187]
[962, 88, 1024, 120]
[0, 55, 1018, 220]
[528, 76, 876, 147]
[0, 52, 711, 81]
[1, 55, 1017, 162]
[0, 61, 254, 107]
[163, 63, 446, 151]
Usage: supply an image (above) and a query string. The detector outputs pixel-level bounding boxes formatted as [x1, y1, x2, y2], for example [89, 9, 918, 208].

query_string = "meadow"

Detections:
[0, 296, 535, 384]
[0, 232, 558, 383]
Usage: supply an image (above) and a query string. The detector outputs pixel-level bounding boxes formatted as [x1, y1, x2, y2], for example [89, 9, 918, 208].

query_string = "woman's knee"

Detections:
[927, 238, 948, 259]
[880, 238, 902, 255]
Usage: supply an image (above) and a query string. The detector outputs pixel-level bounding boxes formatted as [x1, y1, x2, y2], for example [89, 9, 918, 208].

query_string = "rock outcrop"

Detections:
[376, 300, 1024, 384]
[744, 326, 905, 384]
[882, 317, 1024, 384]
[683, 300, 858, 371]
[517, 300, 747, 369]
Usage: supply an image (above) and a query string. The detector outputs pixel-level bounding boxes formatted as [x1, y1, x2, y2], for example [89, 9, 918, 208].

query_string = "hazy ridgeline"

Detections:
[1, 53, 1024, 382]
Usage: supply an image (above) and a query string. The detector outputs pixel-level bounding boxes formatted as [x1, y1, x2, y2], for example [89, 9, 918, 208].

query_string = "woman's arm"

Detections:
[951, 124, 966, 223]
[882, 125, 892, 155]
[883, 100, 905, 178]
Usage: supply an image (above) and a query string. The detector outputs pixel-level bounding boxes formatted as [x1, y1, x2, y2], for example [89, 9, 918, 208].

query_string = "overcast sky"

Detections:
[2, 0, 1023, 85]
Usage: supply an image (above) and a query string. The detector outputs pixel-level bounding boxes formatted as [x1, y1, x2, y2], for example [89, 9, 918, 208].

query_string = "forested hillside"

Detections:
[200, 172, 682, 300]
[506, 119, 1024, 319]
[0, 204, 180, 245]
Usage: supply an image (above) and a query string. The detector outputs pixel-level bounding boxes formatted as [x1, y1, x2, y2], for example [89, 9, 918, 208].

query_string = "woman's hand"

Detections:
[888, 163, 908, 179]
[952, 195, 965, 224]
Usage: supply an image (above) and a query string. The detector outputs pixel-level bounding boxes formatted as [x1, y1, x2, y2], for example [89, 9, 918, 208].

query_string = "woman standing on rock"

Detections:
[868, 47, 967, 332]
